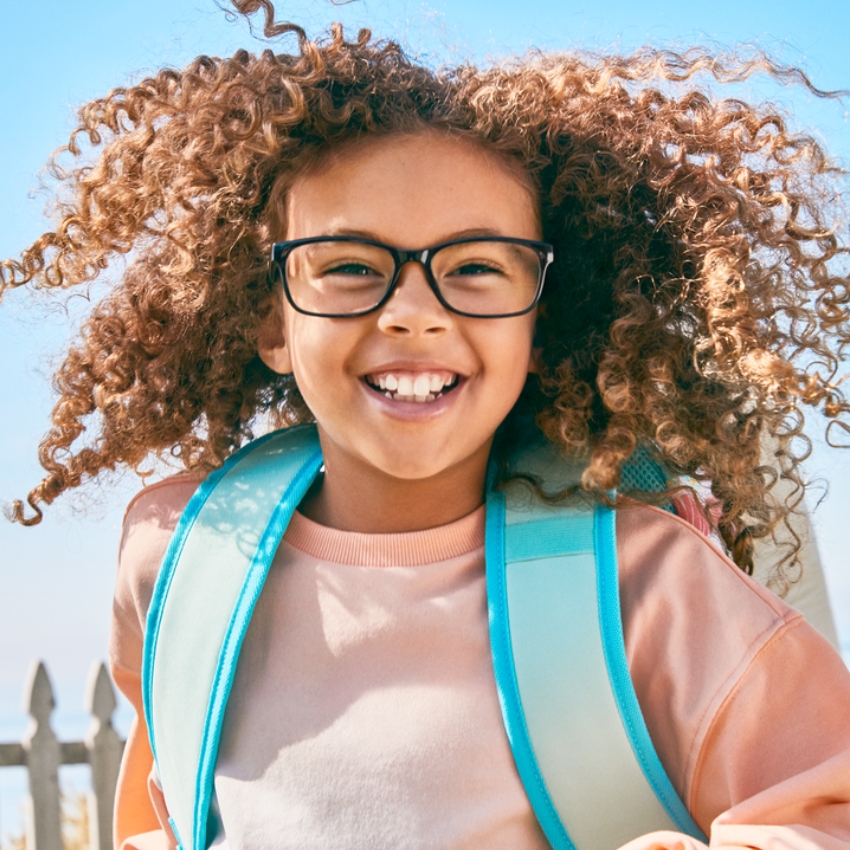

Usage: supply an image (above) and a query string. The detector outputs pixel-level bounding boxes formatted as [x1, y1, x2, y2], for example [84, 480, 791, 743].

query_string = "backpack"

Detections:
[141, 423, 708, 850]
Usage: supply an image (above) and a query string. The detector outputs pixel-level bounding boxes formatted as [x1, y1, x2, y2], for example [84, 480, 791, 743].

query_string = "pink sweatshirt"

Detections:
[109, 474, 850, 850]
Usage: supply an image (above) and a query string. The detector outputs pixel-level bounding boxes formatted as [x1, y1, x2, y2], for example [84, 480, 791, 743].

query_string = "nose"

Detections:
[375, 261, 452, 336]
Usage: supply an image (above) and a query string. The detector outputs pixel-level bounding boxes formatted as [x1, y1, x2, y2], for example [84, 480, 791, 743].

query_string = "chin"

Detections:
[380, 460, 453, 481]
[366, 448, 460, 482]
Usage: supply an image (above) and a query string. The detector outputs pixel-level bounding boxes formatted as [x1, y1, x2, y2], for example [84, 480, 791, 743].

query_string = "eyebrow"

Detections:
[322, 226, 508, 242]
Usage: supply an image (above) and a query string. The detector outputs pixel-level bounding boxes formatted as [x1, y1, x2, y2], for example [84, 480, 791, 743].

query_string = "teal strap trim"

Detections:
[192, 444, 322, 850]
[168, 817, 185, 850]
[485, 491, 578, 850]
[594, 506, 706, 841]
[142, 429, 281, 761]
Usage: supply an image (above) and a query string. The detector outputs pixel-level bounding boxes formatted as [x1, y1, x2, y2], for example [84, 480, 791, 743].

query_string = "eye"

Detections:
[450, 261, 504, 276]
[327, 262, 380, 276]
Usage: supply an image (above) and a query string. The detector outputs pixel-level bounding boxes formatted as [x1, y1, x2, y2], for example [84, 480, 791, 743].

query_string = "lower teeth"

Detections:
[384, 391, 439, 402]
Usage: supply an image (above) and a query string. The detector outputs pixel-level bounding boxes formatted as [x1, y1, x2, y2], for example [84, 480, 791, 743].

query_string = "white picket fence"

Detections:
[0, 661, 124, 850]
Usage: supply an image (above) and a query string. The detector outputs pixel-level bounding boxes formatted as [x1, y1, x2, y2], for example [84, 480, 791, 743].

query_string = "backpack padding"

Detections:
[142, 425, 323, 850]
[752, 495, 839, 649]
[487, 491, 706, 850]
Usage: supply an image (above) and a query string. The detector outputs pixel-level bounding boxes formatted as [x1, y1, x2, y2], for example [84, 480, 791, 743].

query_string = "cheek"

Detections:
[475, 320, 536, 398]
[498, 318, 536, 374]
[284, 318, 360, 404]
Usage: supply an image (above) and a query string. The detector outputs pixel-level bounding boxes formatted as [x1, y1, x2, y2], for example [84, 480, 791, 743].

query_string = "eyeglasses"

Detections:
[270, 236, 554, 319]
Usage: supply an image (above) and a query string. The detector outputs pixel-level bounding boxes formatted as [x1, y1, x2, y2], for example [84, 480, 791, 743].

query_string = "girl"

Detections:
[2, 2, 850, 848]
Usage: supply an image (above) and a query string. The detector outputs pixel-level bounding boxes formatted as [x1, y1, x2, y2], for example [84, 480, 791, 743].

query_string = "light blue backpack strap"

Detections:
[142, 424, 323, 850]
[486, 489, 706, 850]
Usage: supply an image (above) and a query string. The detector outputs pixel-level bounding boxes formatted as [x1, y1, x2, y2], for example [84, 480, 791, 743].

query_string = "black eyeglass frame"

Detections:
[270, 235, 554, 319]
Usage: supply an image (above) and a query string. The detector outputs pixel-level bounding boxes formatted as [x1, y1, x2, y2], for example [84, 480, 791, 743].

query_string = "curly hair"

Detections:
[2, 0, 849, 579]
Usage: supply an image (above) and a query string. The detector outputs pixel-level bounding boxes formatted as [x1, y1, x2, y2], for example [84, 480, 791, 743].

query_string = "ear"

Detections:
[257, 299, 293, 375]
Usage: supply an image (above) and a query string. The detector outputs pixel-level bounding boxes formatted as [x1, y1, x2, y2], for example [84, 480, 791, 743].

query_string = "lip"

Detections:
[358, 361, 469, 379]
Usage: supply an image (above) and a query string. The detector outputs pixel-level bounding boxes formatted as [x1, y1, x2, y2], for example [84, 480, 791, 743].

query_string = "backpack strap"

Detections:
[486, 462, 706, 849]
[143, 426, 703, 849]
[142, 424, 323, 850]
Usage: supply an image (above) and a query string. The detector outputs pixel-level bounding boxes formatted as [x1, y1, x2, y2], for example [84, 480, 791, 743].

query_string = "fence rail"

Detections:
[0, 660, 125, 850]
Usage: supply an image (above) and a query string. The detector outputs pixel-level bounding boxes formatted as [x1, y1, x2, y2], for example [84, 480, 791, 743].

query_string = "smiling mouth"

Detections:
[364, 371, 461, 403]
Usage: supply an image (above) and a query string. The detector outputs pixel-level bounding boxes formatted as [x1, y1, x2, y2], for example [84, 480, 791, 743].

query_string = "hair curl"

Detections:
[3, 1, 849, 579]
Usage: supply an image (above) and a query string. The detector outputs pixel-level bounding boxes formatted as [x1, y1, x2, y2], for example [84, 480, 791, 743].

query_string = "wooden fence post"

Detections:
[84, 661, 122, 850]
[21, 661, 62, 850]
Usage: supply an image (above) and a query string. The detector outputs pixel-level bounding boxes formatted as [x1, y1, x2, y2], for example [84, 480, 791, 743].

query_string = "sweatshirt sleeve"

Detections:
[698, 616, 850, 849]
[109, 475, 202, 850]
[617, 504, 850, 850]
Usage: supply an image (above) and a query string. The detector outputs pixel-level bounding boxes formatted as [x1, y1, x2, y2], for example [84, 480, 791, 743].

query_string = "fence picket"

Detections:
[85, 662, 123, 850]
[21, 661, 62, 850]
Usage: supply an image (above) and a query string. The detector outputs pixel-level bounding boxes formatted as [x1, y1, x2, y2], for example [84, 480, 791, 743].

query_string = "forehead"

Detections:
[284, 133, 541, 244]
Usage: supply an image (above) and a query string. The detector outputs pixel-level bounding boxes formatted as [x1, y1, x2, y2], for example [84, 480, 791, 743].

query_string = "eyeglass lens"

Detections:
[283, 239, 542, 316]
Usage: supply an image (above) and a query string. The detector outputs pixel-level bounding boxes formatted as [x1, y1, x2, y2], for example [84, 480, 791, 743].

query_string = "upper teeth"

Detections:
[369, 372, 457, 401]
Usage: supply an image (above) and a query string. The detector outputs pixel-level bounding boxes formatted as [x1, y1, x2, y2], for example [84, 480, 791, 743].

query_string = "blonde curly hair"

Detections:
[3, 0, 849, 578]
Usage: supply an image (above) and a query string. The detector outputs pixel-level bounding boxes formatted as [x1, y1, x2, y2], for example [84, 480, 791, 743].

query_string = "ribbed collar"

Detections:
[283, 506, 485, 567]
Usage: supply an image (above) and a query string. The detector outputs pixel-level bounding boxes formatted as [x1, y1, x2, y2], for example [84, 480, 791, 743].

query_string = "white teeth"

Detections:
[413, 375, 431, 397]
[368, 371, 458, 403]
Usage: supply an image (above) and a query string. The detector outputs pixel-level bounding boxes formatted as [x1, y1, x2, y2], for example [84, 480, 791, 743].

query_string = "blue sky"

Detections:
[1, 0, 849, 777]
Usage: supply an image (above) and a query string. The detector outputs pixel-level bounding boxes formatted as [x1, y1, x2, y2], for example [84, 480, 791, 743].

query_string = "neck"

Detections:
[299, 435, 491, 534]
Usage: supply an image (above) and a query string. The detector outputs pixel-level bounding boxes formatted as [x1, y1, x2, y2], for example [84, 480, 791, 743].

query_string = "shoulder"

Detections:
[110, 472, 206, 671]
[122, 471, 207, 528]
[118, 473, 206, 592]
[616, 501, 795, 635]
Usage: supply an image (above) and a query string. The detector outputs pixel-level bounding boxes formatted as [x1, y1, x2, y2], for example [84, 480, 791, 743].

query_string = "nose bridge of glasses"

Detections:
[390, 248, 445, 304]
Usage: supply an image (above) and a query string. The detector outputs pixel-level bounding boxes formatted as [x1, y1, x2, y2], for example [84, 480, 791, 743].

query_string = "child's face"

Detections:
[260, 132, 540, 495]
